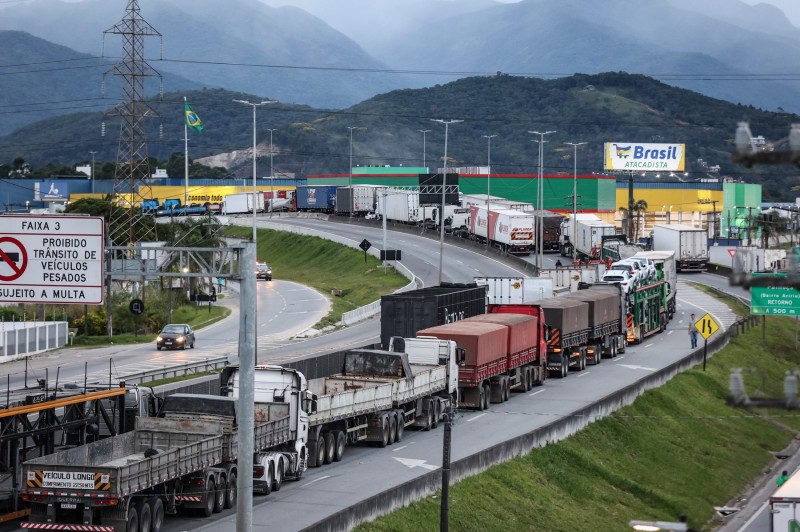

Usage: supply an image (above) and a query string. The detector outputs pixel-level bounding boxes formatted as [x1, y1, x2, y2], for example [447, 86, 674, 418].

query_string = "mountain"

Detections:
[0, 30, 202, 137]
[2, 73, 798, 200]
[0, 0, 406, 112]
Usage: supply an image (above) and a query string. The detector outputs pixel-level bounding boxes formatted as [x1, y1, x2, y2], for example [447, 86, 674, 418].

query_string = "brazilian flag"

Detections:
[185, 101, 203, 132]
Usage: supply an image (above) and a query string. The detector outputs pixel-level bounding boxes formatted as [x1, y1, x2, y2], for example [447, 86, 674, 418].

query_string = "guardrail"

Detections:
[96, 355, 233, 386]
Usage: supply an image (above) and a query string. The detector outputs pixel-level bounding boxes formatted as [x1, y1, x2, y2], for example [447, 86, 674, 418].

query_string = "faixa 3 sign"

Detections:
[604, 142, 685, 171]
[0, 215, 104, 304]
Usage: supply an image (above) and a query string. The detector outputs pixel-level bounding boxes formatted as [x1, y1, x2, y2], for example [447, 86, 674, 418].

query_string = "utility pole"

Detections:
[432, 119, 463, 285]
[89, 151, 97, 194]
[482, 134, 497, 251]
[418, 129, 431, 170]
[267, 128, 277, 217]
[699, 199, 719, 245]
[530, 130, 555, 270]
[566, 142, 586, 262]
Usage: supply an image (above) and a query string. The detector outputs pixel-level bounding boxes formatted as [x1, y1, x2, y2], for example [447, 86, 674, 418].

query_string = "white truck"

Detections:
[633, 250, 677, 318]
[376, 189, 421, 224]
[652, 224, 708, 272]
[469, 205, 536, 255]
[21, 392, 300, 532]
[474, 276, 554, 303]
[537, 264, 608, 294]
[572, 214, 616, 260]
[221, 192, 262, 214]
[234, 346, 460, 470]
[335, 185, 383, 215]
[770, 469, 800, 531]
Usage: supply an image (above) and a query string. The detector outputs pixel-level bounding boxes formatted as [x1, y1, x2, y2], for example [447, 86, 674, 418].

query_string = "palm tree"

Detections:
[619, 199, 648, 242]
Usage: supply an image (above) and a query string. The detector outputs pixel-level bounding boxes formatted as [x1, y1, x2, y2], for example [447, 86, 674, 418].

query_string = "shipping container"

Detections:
[474, 276, 553, 304]
[296, 185, 338, 213]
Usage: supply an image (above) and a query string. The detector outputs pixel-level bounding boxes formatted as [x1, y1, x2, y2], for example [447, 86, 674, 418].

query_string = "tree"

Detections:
[619, 199, 648, 242]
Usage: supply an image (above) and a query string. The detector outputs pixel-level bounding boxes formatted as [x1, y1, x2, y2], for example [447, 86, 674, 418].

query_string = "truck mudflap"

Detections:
[21, 525, 114, 531]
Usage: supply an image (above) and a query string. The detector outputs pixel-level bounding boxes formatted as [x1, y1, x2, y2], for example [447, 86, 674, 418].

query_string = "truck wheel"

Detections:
[333, 430, 346, 462]
[272, 460, 283, 492]
[379, 417, 390, 447]
[324, 432, 336, 464]
[202, 478, 216, 516]
[214, 476, 225, 513]
[314, 438, 326, 467]
[432, 400, 440, 429]
[126, 505, 139, 532]
[150, 498, 164, 532]
[388, 414, 397, 444]
[394, 412, 404, 442]
[262, 466, 273, 496]
[478, 386, 487, 411]
[483, 384, 491, 410]
[559, 356, 568, 379]
[224, 472, 237, 509]
[504, 380, 510, 401]
[136, 499, 151, 532]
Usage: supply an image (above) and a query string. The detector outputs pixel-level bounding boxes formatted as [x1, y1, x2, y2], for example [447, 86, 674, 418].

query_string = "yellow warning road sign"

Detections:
[694, 313, 720, 340]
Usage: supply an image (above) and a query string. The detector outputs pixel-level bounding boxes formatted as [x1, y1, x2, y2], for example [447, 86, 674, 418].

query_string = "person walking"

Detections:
[689, 313, 699, 349]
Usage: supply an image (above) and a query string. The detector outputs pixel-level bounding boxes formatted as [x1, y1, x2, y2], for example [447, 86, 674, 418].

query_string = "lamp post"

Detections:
[418, 129, 431, 170]
[432, 119, 463, 284]
[530, 130, 555, 270]
[347, 126, 364, 216]
[482, 134, 497, 251]
[233, 99, 277, 249]
[89, 151, 97, 194]
[565, 142, 586, 262]
[266, 128, 278, 217]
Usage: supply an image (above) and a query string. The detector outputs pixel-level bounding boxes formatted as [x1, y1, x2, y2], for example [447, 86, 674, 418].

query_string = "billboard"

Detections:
[604, 143, 685, 172]
[36, 181, 69, 201]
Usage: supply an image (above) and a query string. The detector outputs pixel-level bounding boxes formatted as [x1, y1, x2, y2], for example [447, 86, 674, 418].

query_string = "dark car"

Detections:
[156, 323, 195, 350]
[256, 262, 272, 281]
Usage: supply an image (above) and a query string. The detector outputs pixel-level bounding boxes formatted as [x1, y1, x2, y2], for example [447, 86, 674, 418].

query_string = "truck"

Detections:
[21, 392, 293, 531]
[633, 250, 677, 319]
[531, 211, 564, 252]
[376, 189, 421, 224]
[380, 284, 488, 350]
[474, 276, 554, 303]
[335, 185, 383, 216]
[536, 264, 607, 294]
[263, 190, 294, 212]
[769, 469, 800, 531]
[469, 205, 536, 255]
[559, 213, 615, 259]
[234, 347, 460, 470]
[415, 312, 548, 409]
[221, 192, 263, 215]
[423, 204, 470, 232]
[296, 185, 338, 213]
[652, 224, 708, 272]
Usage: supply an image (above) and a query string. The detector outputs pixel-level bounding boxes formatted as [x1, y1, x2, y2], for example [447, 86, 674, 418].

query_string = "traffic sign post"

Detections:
[360, 239, 371, 263]
[751, 274, 800, 315]
[0, 216, 104, 304]
[694, 312, 721, 371]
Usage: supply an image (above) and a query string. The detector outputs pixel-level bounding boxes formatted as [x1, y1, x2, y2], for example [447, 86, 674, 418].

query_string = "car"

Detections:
[625, 256, 657, 282]
[615, 259, 645, 285]
[156, 323, 195, 350]
[608, 261, 639, 284]
[255, 262, 272, 281]
[600, 270, 633, 295]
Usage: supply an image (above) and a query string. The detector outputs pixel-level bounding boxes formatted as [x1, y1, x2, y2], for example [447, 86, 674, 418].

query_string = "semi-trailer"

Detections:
[375, 189, 421, 224]
[633, 250, 677, 318]
[296, 185, 338, 213]
[335, 185, 383, 216]
[474, 276, 554, 303]
[221, 192, 262, 215]
[469, 205, 537, 255]
[652, 224, 708, 272]
[559, 213, 616, 259]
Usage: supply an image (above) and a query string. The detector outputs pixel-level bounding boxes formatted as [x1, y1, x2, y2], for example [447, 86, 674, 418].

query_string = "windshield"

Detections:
[162, 325, 184, 333]
[603, 276, 625, 281]
[611, 265, 630, 271]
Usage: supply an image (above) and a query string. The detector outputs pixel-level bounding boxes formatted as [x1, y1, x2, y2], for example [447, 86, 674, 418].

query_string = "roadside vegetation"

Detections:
[222, 225, 409, 328]
[357, 314, 800, 532]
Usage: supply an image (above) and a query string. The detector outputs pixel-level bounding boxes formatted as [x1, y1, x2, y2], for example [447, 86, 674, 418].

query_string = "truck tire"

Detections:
[324, 432, 336, 464]
[126, 505, 139, 532]
[483, 384, 491, 410]
[202, 478, 216, 516]
[261, 466, 273, 496]
[150, 498, 164, 532]
[314, 438, 326, 467]
[559, 355, 568, 379]
[379, 417, 390, 447]
[273, 460, 283, 492]
[333, 430, 346, 462]
[432, 400, 440, 429]
[478, 386, 487, 411]
[504, 380, 510, 401]
[224, 472, 237, 509]
[394, 412, 404, 442]
[136, 499, 151, 532]
[388, 414, 397, 444]
[213, 476, 225, 513]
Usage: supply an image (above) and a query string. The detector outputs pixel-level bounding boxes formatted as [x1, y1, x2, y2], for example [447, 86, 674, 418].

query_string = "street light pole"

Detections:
[89, 151, 97, 194]
[530, 130, 555, 270]
[266, 128, 278, 218]
[432, 119, 463, 285]
[566, 142, 586, 262]
[347, 126, 363, 216]
[233, 99, 277, 250]
[482, 134, 497, 251]
[418, 129, 431, 170]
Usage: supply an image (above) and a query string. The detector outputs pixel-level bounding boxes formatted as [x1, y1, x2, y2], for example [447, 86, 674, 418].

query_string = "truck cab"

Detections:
[390, 336, 462, 404]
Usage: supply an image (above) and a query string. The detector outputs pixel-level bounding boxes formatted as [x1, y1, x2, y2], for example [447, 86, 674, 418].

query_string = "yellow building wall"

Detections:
[615, 188, 723, 213]
[70, 186, 297, 205]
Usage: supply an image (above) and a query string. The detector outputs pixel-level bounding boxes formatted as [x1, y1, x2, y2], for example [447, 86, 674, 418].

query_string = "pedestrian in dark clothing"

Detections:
[689, 313, 699, 349]
[555, 260, 563, 268]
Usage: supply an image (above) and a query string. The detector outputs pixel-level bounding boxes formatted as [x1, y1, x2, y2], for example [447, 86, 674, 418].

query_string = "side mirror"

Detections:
[457, 347, 466, 366]
[310, 394, 318, 415]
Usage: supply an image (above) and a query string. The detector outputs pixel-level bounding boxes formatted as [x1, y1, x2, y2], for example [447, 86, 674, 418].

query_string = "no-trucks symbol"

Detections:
[0, 236, 27, 281]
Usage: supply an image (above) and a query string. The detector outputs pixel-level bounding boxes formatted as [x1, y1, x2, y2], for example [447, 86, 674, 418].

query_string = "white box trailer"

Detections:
[474, 276, 554, 303]
[770, 469, 800, 531]
[461, 194, 517, 211]
[469, 205, 536, 255]
[221, 192, 262, 214]
[575, 215, 616, 259]
[653, 224, 708, 272]
[336, 185, 384, 215]
[377, 189, 421, 223]
[538, 264, 607, 294]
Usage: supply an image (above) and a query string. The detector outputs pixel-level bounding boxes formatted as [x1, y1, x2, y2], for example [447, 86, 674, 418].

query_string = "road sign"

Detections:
[0, 216, 104, 304]
[751, 274, 800, 315]
[359, 239, 371, 252]
[694, 313, 720, 340]
[129, 299, 144, 315]
[728, 249, 736, 258]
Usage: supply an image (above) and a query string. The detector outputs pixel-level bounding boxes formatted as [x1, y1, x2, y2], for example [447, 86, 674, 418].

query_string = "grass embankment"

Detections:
[222, 225, 409, 328]
[68, 305, 231, 347]
[357, 315, 800, 532]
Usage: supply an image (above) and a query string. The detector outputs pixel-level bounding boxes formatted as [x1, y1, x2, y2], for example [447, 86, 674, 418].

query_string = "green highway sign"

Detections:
[751, 274, 800, 315]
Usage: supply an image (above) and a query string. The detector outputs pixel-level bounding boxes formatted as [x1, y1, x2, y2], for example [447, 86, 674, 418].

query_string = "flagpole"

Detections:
[184, 96, 189, 207]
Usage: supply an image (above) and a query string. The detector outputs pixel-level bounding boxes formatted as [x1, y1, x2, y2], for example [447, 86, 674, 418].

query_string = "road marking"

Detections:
[528, 389, 546, 397]
[392, 444, 412, 452]
[577, 371, 591, 377]
[615, 356, 625, 361]
[667, 330, 673, 335]
[644, 343, 654, 348]
[301, 475, 331, 487]
[393, 457, 439, 470]
[618, 364, 657, 372]
[467, 413, 487, 422]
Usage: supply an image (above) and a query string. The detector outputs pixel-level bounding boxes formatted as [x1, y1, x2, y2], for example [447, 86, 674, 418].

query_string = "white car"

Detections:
[608, 261, 641, 286]
[600, 270, 633, 295]
[625, 256, 657, 283]
[615, 259, 646, 285]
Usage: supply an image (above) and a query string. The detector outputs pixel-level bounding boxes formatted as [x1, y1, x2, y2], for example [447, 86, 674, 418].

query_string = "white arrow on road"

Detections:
[393, 457, 439, 470]
[618, 364, 657, 372]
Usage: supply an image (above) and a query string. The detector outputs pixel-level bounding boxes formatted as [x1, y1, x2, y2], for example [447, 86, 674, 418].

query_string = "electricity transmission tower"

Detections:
[102, 0, 162, 245]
